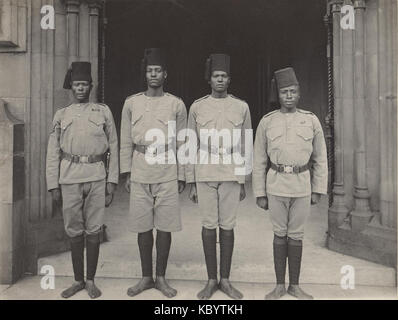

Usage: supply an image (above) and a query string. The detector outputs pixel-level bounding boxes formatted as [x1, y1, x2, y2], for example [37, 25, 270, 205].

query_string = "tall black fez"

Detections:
[269, 67, 299, 104]
[142, 48, 166, 69]
[205, 53, 231, 81]
[63, 61, 92, 89]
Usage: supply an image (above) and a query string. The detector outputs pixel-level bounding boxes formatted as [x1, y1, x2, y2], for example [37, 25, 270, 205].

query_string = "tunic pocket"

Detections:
[295, 126, 313, 141]
[61, 118, 73, 131]
[156, 110, 173, 127]
[131, 113, 143, 126]
[196, 115, 213, 128]
[88, 115, 106, 136]
[226, 113, 244, 128]
[266, 126, 284, 141]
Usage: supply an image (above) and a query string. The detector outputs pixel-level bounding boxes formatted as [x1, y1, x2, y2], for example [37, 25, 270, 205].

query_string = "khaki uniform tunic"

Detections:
[120, 92, 187, 183]
[186, 94, 252, 184]
[46, 102, 119, 190]
[252, 109, 328, 198]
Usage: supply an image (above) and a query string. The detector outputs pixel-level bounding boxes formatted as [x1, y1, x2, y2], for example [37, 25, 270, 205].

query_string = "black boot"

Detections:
[86, 233, 101, 299]
[61, 235, 85, 299]
[127, 230, 155, 297]
[154, 230, 177, 298]
[287, 238, 313, 300]
[197, 227, 218, 300]
[219, 228, 243, 300]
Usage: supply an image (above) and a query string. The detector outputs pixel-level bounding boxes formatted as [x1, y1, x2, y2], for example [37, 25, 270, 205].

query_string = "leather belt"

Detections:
[61, 151, 106, 164]
[270, 162, 309, 174]
[134, 144, 172, 156]
[200, 143, 236, 155]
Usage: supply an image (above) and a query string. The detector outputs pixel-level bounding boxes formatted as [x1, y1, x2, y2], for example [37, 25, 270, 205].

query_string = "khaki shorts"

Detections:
[61, 179, 105, 238]
[196, 181, 241, 230]
[129, 180, 181, 233]
[267, 194, 311, 241]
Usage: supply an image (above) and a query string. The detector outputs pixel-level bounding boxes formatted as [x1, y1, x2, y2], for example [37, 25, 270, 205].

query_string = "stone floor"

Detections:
[0, 276, 397, 300]
[37, 185, 397, 289]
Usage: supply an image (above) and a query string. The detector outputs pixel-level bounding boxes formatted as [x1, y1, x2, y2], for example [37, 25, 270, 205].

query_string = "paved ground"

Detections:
[2, 184, 393, 300]
[0, 276, 396, 300]
[38, 185, 397, 288]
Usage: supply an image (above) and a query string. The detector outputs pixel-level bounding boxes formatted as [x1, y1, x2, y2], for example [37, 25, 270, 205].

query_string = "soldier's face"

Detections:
[209, 71, 230, 93]
[146, 65, 167, 88]
[71, 81, 92, 102]
[278, 85, 300, 109]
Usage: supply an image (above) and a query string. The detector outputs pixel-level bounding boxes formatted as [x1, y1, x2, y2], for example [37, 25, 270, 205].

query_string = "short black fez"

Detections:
[63, 61, 92, 89]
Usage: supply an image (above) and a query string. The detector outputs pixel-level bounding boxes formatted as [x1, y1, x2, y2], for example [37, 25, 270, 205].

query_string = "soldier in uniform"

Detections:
[120, 48, 187, 298]
[46, 62, 119, 299]
[252, 67, 328, 300]
[187, 54, 252, 300]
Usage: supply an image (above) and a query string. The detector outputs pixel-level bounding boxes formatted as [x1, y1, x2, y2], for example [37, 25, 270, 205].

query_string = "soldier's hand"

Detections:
[106, 182, 116, 195]
[311, 192, 321, 205]
[239, 184, 246, 201]
[178, 180, 186, 193]
[256, 196, 269, 211]
[124, 174, 131, 193]
[105, 183, 116, 207]
[189, 183, 198, 204]
[51, 188, 62, 203]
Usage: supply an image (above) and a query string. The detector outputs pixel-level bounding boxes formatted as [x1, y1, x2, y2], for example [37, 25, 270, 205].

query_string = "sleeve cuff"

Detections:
[47, 183, 60, 191]
[253, 190, 266, 198]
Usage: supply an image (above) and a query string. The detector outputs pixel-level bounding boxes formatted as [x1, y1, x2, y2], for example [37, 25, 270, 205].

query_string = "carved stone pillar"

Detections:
[379, 0, 397, 229]
[350, 0, 372, 232]
[328, 1, 350, 229]
[66, 0, 80, 64]
[0, 100, 24, 284]
[89, 0, 102, 102]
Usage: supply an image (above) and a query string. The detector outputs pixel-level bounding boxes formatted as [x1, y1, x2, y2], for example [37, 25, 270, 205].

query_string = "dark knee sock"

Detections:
[70, 235, 85, 282]
[273, 234, 288, 285]
[288, 238, 303, 285]
[138, 230, 154, 277]
[220, 228, 234, 279]
[156, 230, 171, 277]
[86, 233, 100, 281]
[201, 227, 217, 280]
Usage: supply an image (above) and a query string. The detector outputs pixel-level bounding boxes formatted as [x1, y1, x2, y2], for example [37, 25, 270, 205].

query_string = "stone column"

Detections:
[79, 2, 90, 61]
[89, 0, 102, 102]
[350, 0, 372, 231]
[379, 0, 397, 229]
[0, 100, 24, 284]
[66, 0, 80, 64]
[328, 1, 350, 228]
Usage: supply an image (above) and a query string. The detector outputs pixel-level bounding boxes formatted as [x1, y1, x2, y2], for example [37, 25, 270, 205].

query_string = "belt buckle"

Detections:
[209, 145, 218, 155]
[80, 155, 89, 163]
[219, 147, 227, 155]
[146, 146, 157, 157]
[71, 155, 79, 163]
[284, 165, 293, 174]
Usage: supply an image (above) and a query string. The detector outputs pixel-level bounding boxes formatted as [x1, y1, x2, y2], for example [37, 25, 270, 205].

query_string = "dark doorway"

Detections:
[104, 0, 327, 134]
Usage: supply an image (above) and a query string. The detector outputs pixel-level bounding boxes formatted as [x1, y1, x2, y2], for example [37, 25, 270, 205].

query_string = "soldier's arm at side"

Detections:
[104, 105, 119, 185]
[185, 104, 197, 184]
[252, 118, 269, 198]
[46, 110, 62, 191]
[176, 100, 188, 182]
[237, 103, 253, 184]
[310, 115, 328, 195]
[120, 99, 133, 176]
